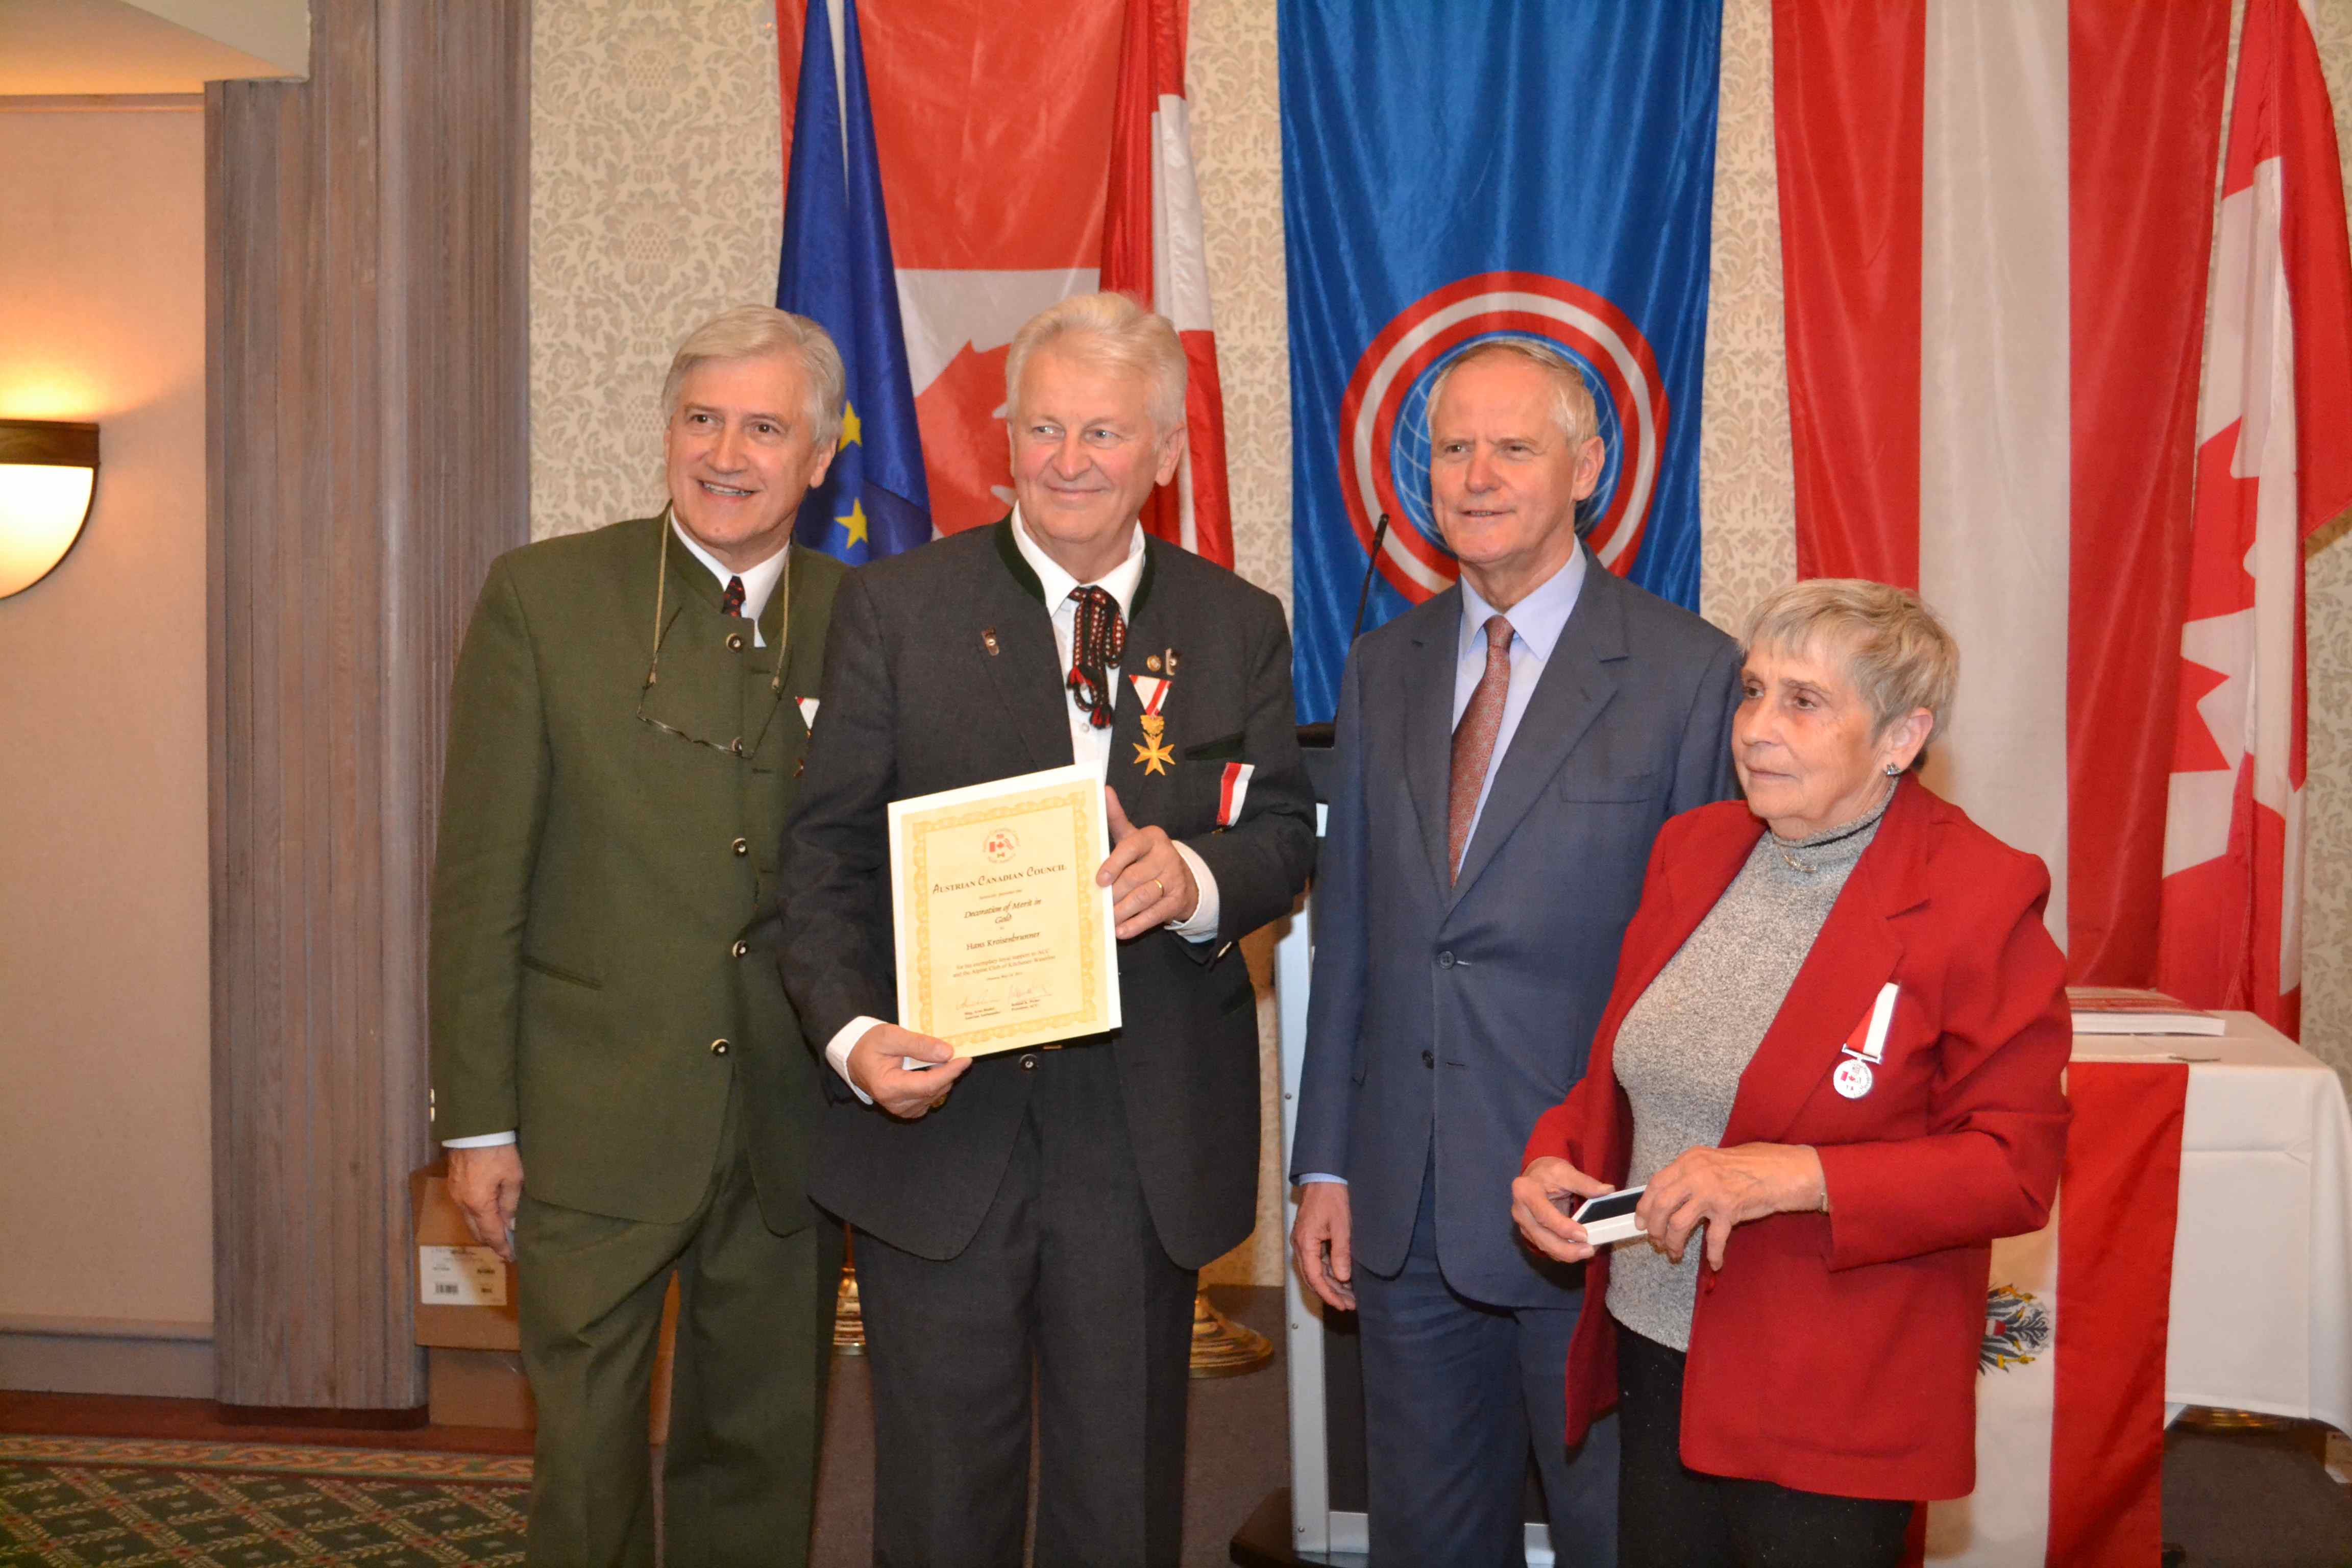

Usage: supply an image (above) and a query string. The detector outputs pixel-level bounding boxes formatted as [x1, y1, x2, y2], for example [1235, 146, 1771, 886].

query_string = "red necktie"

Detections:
[720, 575, 745, 618]
[1067, 586, 1126, 729]
[1447, 614, 1513, 883]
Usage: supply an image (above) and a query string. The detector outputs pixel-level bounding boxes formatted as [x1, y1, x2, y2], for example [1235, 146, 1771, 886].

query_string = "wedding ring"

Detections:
[1153, 876, 1166, 898]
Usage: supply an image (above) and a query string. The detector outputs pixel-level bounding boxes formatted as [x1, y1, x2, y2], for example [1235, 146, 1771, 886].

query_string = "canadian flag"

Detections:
[2155, 0, 2352, 1039]
[1100, 0, 1234, 566]
[775, 1, 1232, 564]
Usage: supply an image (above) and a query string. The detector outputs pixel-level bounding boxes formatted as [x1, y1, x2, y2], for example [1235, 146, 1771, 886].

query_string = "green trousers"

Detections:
[514, 1099, 841, 1568]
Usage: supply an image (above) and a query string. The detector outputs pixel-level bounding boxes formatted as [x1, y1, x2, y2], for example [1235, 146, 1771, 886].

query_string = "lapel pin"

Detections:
[1146, 654, 1162, 673]
[982, 628, 1000, 657]
[1162, 647, 1181, 674]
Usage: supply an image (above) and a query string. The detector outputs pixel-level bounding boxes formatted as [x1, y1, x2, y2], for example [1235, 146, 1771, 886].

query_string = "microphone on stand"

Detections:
[1348, 512, 1391, 646]
[1300, 514, 1394, 755]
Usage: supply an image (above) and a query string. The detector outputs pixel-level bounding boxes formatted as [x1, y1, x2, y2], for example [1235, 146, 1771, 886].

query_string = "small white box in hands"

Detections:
[1571, 1185, 1649, 1247]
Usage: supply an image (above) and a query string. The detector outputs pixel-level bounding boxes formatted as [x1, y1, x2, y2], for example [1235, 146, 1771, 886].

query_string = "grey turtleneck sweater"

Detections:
[1604, 783, 1895, 1352]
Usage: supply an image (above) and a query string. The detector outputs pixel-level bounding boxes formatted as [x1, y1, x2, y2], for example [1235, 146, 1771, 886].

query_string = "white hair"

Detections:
[662, 306, 847, 447]
[1003, 291, 1187, 434]
[1743, 578, 1959, 769]
[1425, 336, 1600, 448]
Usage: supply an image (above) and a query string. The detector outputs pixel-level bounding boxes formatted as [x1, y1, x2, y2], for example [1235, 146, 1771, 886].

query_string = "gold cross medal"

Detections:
[1129, 673, 1175, 775]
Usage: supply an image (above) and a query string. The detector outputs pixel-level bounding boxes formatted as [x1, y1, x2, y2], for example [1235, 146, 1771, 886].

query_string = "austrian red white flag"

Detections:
[774, 0, 1232, 563]
[1912, 1064, 2188, 1568]
[2155, 0, 2352, 1039]
[1773, 0, 2229, 983]
[1100, 0, 1233, 565]
[1772, 10, 2228, 1558]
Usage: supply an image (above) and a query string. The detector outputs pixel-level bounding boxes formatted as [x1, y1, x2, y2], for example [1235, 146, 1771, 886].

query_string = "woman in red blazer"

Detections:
[1512, 580, 2071, 1568]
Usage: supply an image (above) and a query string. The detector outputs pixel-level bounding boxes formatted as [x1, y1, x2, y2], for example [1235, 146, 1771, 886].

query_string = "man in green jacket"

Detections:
[428, 306, 849, 1567]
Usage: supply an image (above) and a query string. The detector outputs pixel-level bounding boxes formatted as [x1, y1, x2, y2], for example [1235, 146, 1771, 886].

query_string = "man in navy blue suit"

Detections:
[1290, 338, 1742, 1566]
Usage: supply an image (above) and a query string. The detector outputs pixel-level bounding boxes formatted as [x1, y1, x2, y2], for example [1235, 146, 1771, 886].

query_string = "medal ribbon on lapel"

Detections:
[1217, 762, 1255, 826]
[1833, 982, 1901, 1100]
[1129, 672, 1174, 776]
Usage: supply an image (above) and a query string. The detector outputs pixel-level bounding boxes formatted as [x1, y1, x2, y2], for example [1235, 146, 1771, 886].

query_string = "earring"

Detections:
[1883, 763, 1902, 777]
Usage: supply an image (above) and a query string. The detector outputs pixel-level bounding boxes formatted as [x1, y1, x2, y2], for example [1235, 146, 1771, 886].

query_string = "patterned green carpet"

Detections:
[0, 1436, 531, 1565]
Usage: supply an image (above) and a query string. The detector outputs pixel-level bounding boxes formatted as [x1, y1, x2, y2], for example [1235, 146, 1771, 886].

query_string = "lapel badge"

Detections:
[982, 627, 1000, 657]
[1146, 654, 1162, 673]
[1162, 647, 1180, 674]
[1832, 1058, 1873, 1099]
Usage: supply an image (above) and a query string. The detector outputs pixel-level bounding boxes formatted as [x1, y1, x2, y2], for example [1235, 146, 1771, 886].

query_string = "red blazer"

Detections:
[1524, 776, 2070, 1501]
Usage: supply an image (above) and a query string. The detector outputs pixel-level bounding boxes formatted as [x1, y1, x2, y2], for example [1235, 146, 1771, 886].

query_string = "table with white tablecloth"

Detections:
[2073, 1013, 2352, 1435]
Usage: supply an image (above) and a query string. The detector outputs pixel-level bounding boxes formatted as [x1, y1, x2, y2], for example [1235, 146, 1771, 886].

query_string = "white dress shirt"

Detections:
[669, 509, 789, 646]
[1295, 545, 1587, 1186]
[822, 508, 1222, 1103]
[442, 513, 793, 1149]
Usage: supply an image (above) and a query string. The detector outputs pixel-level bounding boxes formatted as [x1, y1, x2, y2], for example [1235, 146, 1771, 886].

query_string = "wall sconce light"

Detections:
[1, 419, 101, 600]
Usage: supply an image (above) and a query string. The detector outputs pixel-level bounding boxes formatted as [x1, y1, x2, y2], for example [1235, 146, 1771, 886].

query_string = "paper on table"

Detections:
[888, 763, 1121, 1056]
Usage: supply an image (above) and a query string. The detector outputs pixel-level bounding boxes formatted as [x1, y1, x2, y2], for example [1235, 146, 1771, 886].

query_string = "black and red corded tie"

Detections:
[1066, 585, 1126, 729]
[720, 575, 746, 618]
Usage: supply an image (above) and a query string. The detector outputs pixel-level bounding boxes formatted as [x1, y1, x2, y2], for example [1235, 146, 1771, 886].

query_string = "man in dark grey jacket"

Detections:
[781, 293, 1315, 1568]
[1290, 339, 1742, 1566]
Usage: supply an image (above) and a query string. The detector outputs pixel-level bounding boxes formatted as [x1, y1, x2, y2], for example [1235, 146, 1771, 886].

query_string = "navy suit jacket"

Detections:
[1289, 548, 1742, 1308]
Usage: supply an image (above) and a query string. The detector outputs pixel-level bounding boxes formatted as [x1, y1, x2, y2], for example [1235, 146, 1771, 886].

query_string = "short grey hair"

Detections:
[1003, 291, 1187, 435]
[1742, 579, 1958, 768]
[1426, 336, 1601, 449]
[662, 306, 847, 448]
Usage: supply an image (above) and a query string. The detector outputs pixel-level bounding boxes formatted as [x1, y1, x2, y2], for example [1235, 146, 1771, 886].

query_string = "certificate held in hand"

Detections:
[887, 763, 1122, 1056]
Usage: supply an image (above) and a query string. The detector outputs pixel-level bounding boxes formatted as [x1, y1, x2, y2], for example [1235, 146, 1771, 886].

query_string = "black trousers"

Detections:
[1616, 1327, 1914, 1568]
[853, 1044, 1198, 1568]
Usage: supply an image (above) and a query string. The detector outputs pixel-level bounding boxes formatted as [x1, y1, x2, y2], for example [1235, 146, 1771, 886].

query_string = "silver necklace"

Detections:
[1772, 776, 1895, 874]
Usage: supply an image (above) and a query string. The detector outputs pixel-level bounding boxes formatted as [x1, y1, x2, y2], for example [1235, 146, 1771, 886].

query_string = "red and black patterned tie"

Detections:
[720, 575, 746, 618]
[1066, 586, 1126, 729]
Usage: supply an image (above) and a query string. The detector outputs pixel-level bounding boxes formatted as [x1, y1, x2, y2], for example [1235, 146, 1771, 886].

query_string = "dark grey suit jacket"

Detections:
[1289, 548, 1742, 1307]
[779, 520, 1317, 1268]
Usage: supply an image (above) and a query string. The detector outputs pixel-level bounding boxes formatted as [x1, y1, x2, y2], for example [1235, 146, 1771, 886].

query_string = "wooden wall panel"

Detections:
[208, 0, 528, 1412]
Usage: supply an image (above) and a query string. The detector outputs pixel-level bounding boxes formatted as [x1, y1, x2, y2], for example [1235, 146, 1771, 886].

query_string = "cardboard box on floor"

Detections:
[409, 1167, 677, 1437]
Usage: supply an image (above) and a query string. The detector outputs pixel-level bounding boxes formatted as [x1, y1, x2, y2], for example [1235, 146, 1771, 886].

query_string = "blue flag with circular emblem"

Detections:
[1281, 0, 1722, 721]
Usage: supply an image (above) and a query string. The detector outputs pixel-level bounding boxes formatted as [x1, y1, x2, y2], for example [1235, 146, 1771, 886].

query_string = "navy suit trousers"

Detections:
[1355, 1168, 1620, 1568]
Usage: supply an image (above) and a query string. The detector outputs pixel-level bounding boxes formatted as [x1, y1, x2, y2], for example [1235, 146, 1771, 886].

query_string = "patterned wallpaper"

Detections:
[530, 0, 783, 540]
[529, 0, 2352, 1290]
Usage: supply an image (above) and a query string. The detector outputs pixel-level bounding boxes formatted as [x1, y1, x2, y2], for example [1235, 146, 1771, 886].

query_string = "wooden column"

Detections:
[208, 0, 529, 1413]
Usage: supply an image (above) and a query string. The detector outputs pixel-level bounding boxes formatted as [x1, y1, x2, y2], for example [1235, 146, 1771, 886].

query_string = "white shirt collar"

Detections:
[667, 507, 790, 624]
[1010, 505, 1146, 618]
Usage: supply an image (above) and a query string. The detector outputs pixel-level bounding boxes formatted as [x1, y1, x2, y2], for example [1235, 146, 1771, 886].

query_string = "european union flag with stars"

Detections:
[778, 0, 929, 564]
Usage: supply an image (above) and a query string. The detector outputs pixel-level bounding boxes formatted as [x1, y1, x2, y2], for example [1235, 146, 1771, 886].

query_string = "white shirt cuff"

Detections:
[443, 1131, 517, 1148]
[1169, 840, 1220, 942]
[1296, 1173, 1347, 1185]
[826, 1016, 883, 1105]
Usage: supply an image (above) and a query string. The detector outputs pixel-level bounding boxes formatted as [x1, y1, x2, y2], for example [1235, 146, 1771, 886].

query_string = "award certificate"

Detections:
[888, 763, 1121, 1055]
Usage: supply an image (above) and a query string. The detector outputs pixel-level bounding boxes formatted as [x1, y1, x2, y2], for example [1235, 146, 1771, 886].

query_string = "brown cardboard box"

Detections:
[429, 1347, 537, 1429]
[408, 1165, 677, 1438]
[410, 1170, 522, 1351]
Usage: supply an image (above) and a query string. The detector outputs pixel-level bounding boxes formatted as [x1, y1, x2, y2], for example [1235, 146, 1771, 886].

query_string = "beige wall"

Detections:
[0, 106, 213, 1381]
[528, 0, 2352, 1288]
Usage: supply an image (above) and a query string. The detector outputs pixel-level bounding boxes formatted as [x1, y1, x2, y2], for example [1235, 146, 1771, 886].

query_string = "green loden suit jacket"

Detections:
[428, 514, 845, 1231]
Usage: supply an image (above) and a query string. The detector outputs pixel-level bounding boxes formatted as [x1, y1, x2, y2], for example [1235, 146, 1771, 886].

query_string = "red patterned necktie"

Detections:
[1447, 614, 1514, 883]
[721, 575, 746, 618]
[1067, 586, 1126, 729]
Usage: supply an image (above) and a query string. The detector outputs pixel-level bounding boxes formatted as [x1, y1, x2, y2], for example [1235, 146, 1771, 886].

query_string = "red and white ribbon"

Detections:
[1217, 762, 1254, 828]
